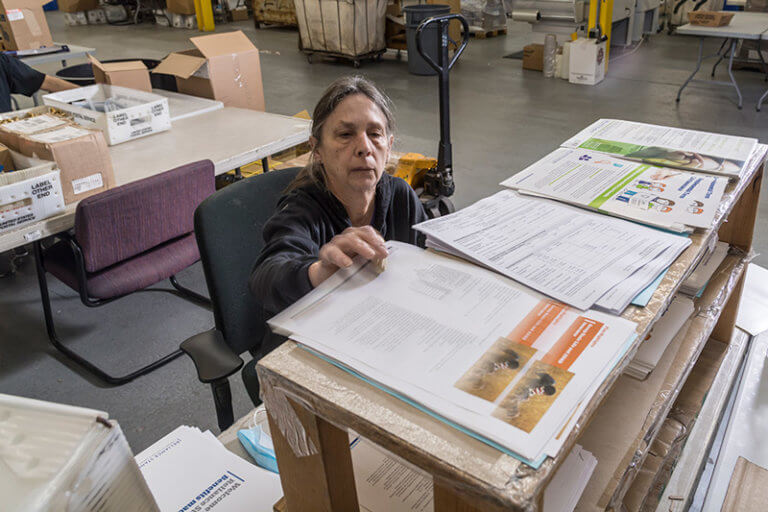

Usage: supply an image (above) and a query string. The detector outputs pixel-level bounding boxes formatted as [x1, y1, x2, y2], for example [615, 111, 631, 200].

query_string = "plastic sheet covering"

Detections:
[255, 146, 766, 511]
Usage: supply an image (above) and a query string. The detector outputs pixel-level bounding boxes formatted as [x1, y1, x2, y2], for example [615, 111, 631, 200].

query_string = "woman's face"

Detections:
[313, 94, 393, 196]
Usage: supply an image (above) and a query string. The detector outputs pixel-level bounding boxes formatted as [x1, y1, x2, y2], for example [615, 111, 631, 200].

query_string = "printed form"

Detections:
[269, 242, 637, 465]
[414, 191, 690, 311]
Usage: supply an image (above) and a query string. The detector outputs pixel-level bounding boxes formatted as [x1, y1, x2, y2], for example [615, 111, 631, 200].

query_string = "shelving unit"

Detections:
[257, 141, 767, 511]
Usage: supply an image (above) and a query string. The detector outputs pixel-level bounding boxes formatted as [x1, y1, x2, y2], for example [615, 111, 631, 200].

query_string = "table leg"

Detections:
[262, 157, 269, 172]
[710, 38, 728, 77]
[267, 397, 359, 512]
[61, 59, 67, 67]
[677, 37, 705, 103]
[725, 39, 743, 109]
[758, 88, 768, 111]
[757, 43, 768, 81]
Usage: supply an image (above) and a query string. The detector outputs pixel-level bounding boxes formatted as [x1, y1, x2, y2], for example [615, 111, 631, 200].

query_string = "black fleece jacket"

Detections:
[249, 173, 427, 315]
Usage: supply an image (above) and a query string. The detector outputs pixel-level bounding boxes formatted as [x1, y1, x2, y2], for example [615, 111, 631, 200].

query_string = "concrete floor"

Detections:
[1, 12, 767, 454]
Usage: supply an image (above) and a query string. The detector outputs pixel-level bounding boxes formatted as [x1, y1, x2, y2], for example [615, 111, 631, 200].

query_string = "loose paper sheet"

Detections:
[735, 264, 768, 336]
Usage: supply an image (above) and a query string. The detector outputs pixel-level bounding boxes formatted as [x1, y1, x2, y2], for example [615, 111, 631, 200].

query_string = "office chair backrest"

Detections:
[194, 167, 301, 356]
[74, 160, 215, 273]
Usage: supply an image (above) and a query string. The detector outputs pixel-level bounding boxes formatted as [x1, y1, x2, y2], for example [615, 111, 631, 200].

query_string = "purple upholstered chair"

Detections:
[33, 160, 215, 385]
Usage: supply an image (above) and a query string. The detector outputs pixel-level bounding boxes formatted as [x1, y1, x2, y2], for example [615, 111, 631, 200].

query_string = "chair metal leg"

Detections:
[211, 379, 235, 431]
[169, 275, 211, 306]
[33, 241, 185, 386]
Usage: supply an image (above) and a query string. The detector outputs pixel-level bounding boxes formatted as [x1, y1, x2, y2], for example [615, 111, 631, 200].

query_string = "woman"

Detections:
[250, 76, 428, 315]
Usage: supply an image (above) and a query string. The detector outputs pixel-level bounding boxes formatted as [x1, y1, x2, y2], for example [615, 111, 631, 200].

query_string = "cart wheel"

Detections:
[353, 59, 361, 69]
[437, 197, 455, 216]
[375, 52, 383, 62]
[396, 50, 402, 60]
[307, 54, 313, 64]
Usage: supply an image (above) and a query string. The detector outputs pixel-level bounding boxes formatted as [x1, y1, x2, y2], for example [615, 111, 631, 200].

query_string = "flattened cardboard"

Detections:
[0, 0, 53, 51]
[722, 457, 768, 512]
[153, 30, 265, 111]
[58, 0, 98, 12]
[88, 55, 152, 93]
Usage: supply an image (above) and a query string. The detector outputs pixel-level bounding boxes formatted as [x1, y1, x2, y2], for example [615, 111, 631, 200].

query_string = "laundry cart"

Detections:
[294, 0, 388, 67]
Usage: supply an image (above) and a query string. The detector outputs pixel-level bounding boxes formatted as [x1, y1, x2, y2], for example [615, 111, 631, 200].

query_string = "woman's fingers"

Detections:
[320, 244, 354, 268]
[318, 227, 388, 271]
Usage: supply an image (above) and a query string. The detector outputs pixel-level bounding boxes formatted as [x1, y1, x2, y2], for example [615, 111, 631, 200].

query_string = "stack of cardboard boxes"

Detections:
[166, 0, 196, 29]
[59, 0, 106, 26]
[0, 0, 54, 51]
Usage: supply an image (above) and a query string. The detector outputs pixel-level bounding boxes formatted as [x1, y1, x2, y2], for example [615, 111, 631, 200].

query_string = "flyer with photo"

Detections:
[502, 148, 728, 232]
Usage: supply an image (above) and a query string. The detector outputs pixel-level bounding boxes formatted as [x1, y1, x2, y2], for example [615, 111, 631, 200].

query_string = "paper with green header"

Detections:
[561, 119, 757, 178]
[501, 148, 728, 232]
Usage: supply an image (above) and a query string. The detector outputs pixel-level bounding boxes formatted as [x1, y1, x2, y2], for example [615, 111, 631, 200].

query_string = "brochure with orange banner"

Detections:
[269, 242, 637, 467]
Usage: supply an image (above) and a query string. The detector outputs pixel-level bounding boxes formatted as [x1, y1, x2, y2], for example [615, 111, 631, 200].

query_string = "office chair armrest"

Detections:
[181, 329, 244, 383]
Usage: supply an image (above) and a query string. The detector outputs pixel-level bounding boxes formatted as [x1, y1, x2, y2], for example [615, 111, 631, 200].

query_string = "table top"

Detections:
[677, 13, 768, 39]
[18, 44, 95, 66]
[0, 107, 311, 253]
[152, 89, 224, 122]
[257, 144, 768, 510]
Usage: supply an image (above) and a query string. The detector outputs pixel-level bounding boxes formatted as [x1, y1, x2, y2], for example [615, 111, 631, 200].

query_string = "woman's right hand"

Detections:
[308, 226, 388, 287]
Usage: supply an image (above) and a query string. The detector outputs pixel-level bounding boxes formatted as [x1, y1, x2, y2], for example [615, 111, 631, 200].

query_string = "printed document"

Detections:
[561, 119, 757, 178]
[501, 148, 728, 231]
[413, 190, 691, 311]
[269, 242, 637, 465]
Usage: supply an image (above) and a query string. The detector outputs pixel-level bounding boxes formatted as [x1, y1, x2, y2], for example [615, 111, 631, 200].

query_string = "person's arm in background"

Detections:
[40, 74, 78, 92]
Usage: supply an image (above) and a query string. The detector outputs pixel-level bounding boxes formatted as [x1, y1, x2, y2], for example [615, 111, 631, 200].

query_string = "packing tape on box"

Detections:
[258, 369, 318, 458]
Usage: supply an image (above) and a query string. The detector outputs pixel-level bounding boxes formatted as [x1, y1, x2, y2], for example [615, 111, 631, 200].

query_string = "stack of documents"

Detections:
[625, 296, 694, 380]
[0, 393, 158, 512]
[680, 241, 729, 296]
[560, 119, 757, 178]
[269, 242, 638, 467]
[413, 190, 691, 313]
[136, 426, 282, 512]
[501, 148, 728, 233]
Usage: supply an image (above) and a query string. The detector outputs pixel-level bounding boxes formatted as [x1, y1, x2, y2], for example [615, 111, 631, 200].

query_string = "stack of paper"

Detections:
[269, 242, 638, 467]
[413, 190, 691, 313]
[0, 394, 158, 512]
[136, 425, 282, 512]
[680, 241, 729, 296]
[501, 148, 728, 233]
[625, 296, 694, 380]
[560, 119, 757, 178]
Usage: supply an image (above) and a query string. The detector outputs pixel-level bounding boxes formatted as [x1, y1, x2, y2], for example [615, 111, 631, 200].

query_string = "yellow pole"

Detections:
[194, 0, 216, 31]
[587, 0, 614, 69]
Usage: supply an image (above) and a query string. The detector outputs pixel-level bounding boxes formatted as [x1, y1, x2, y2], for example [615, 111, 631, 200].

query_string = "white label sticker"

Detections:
[24, 229, 42, 242]
[6, 9, 23, 21]
[29, 125, 91, 143]
[3, 115, 66, 134]
[71, 173, 103, 195]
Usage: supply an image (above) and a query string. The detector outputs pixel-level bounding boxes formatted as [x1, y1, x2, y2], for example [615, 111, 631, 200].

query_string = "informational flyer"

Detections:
[269, 242, 637, 466]
[502, 148, 728, 231]
[561, 119, 757, 178]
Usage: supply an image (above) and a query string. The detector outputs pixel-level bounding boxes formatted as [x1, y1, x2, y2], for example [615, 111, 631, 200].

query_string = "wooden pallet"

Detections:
[469, 27, 507, 39]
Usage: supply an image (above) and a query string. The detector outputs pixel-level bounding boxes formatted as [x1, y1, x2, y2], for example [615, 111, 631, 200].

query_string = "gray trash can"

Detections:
[404, 4, 451, 76]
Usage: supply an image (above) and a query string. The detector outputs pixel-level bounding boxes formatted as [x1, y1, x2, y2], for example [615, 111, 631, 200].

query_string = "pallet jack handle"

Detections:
[415, 14, 470, 200]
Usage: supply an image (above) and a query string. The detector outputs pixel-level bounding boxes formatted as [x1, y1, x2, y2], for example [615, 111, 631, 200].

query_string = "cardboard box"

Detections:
[0, 142, 15, 172]
[569, 38, 606, 85]
[0, 0, 54, 51]
[522, 44, 544, 71]
[688, 11, 734, 27]
[42, 84, 171, 145]
[0, 107, 116, 204]
[0, 160, 64, 234]
[152, 31, 265, 111]
[231, 6, 249, 20]
[58, 0, 98, 12]
[88, 55, 152, 93]
[166, 0, 195, 15]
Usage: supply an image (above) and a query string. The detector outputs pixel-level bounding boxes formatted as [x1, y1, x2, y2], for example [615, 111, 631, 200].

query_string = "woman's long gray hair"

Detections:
[285, 76, 395, 192]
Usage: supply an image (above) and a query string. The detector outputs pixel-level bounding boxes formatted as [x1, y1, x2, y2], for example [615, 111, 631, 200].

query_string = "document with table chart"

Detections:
[269, 242, 637, 466]
[413, 190, 691, 312]
[501, 147, 728, 232]
[561, 119, 757, 178]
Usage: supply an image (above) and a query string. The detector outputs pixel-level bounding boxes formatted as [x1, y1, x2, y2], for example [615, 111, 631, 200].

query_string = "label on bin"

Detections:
[72, 173, 103, 195]
[6, 9, 23, 21]
[3, 115, 66, 134]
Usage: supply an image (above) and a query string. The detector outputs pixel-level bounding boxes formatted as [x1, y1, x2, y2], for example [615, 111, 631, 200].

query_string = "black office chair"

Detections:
[181, 167, 301, 431]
